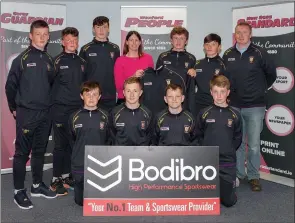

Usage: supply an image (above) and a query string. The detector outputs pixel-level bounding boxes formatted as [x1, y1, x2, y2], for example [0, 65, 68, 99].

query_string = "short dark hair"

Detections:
[210, 75, 230, 90]
[165, 84, 183, 95]
[93, 16, 109, 27]
[30, 20, 49, 33]
[62, 27, 79, 38]
[123, 31, 143, 57]
[204, 33, 221, 45]
[123, 76, 142, 90]
[80, 81, 101, 95]
[236, 21, 252, 33]
[170, 26, 189, 40]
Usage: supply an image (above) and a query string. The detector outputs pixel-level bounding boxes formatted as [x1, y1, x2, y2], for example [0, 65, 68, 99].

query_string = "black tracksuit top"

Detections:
[194, 55, 226, 107]
[156, 49, 196, 71]
[110, 103, 153, 146]
[79, 38, 120, 100]
[139, 67, 161, 114]
[196, 105, 242, 164]
[52, 52, 87, 106]
[70, 107, 110, 171]
[153, 109, 197, 146]
[222, 43, 277, 107]
[5, 45, 54, 112]
[156, 49, 197, 114]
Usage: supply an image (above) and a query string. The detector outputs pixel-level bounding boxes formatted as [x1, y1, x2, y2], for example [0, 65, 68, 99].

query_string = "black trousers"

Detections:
[13, 107, 51, 189]
[52, 104, 80, 178]
[72, 173, 84, 206]
[98, 99, 117, 112]
[220, 167, 237, 207]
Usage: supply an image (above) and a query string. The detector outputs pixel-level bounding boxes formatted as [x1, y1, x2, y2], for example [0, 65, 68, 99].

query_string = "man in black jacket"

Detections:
[223, 22, 277, 191]
[153, 84, 197, 146]
[50, 27, 87, 196]
[194, 33, 226, 117]
[70, 81, 110, 206]
[110, 77, 153, 146]
[79, 16, 120, 111]
[196, 75, 242, 207]
[5, 20, 57, 210]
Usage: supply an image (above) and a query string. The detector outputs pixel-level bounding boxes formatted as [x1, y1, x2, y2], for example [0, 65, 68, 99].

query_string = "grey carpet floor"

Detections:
[1, 169, 294, 223]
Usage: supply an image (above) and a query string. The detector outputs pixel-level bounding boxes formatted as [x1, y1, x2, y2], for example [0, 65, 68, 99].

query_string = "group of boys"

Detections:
[5, 14, 276, 210]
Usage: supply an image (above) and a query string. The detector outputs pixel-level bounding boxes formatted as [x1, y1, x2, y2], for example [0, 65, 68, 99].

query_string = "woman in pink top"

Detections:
[114, 31, 154, 103]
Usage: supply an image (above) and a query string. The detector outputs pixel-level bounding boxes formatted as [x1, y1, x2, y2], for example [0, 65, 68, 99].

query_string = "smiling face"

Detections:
[126, 34, 141, 52]
[123, 82, 143, 105]
[164, 88, 184, 110]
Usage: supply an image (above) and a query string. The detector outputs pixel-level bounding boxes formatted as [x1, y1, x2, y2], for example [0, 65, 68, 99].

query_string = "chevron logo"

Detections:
[86, 155, 122, 192]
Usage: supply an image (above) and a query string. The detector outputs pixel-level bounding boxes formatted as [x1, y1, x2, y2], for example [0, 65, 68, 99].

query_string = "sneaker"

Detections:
[50, 178, 68, 196]
[63, 177, 74, 190]
[31, 182, 57, 198]
[249, 179, 262, 191]
[14, 189, 33, 210]
[235, 177, 240, 187]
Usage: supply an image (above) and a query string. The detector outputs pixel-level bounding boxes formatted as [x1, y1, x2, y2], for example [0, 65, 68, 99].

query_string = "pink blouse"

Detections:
[114, 53, 154, 99]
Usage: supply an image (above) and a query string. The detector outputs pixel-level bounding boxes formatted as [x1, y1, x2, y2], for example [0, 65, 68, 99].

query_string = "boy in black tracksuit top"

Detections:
[69, 81, 110, 206]
[156, 27, 196, 77]
[194, 34, 226, 117]
[50, 27, 87, 195]
[196, 75, 242, 207]
[5, 20, 56, 210]
[79, 16, 120, 111]
[153, 84, 197, 146]
[110, 77, 153, 146]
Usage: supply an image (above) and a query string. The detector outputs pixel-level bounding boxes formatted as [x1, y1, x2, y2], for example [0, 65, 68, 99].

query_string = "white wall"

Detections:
[61, 1, 274, 59]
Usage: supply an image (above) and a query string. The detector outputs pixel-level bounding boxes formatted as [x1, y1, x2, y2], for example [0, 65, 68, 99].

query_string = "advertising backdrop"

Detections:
[83, 146, 220, 216]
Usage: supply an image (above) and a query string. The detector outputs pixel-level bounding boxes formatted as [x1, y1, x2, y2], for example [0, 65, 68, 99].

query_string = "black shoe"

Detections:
[63, 177, 75, 190]
[50, 178, 68, 196]
[31, 182, 57, 199]
[75, 198, 83, 206]
[14, 189, 33, 210]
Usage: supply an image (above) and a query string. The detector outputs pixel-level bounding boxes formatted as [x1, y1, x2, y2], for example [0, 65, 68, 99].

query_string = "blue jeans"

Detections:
[235, 107, 266, 180]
